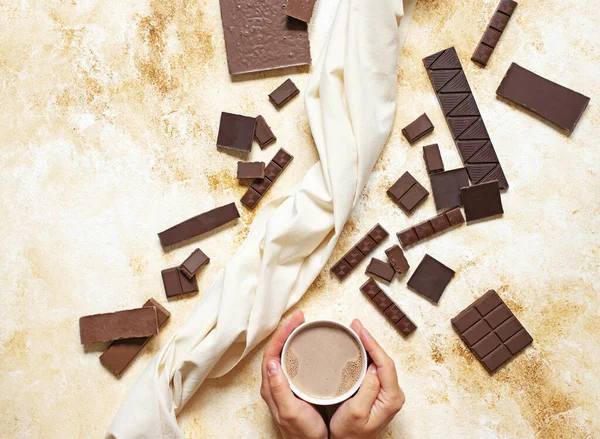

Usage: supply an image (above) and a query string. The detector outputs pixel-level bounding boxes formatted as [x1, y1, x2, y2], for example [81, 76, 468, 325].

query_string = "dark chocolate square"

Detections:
[414, 221, 434, 240]
[397, 228, 419, 247]
[216, 112, 256, 153]
[360, 278, 381, 299]
[462, 180, 504, 222]
[399, 184, 429, 213]
[344, 247, 365, 267]
[241, 188, 262, 209]
[429, 214, 450, 233]
[430, 168, 470, 211]
[356, 236, 378, 255]
[489, 11, 510, 31]
[368, 224, 389, 244]
[407, 254, 455, 303]
[331, 259, 352, 281]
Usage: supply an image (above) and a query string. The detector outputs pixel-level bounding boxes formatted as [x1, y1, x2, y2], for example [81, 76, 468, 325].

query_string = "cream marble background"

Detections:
[1, 0, 599, 437]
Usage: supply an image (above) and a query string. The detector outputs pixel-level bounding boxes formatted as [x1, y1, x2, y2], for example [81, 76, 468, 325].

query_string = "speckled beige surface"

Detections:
[1, 0, 599, 437]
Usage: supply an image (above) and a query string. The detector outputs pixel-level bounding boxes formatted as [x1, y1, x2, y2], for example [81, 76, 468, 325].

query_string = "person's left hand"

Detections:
[260, 310, 328, 439]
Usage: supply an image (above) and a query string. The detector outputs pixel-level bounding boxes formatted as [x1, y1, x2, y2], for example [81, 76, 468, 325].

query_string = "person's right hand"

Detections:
[330, 319, 405, 439]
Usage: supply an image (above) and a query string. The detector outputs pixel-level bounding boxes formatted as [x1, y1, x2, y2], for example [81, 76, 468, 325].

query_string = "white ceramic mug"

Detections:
[281, 319, 367, 405]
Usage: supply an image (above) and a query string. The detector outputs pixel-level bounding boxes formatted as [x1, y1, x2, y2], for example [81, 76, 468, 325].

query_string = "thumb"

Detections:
[347, 363, 380, 418]
[267, 360, 297, 415]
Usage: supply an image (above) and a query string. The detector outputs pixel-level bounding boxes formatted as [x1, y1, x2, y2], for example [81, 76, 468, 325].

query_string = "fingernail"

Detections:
[267, 360, 279, 376]
[362, 327, 372, 340]
[368, 364, 377, 374]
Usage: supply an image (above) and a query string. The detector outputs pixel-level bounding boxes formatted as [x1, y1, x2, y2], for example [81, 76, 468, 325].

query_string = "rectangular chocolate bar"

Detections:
[79, 307, 158, 344]
[496, 63, 590, 134]
[471, 0, 518, 67]
[365, 258, 395, 282]
[387, 172, 429, 214]
[461, 180, 503, 222]
[407, 254, 454, 304]
[285, 0, 317, 23]
[99, 299, 170, 376]
[385, 245, 409, 275]
[331, 224, 389, 281]
[269, 79, 300, 109]
[423, 47, 508, 189]
[254, 115, 276, 148]
[240, 149, 294, 209]
[161, 267, 199, 298]
[423, 144, 444, 174]
[216, 112, 256, 153]
[237, 162, 265, 179]
[452, 289, 532, 373]
[360, 278, 417, 337]
[397, 207, 464, 248]
[402, 113, 434, 144]
[158, 202, 240, 248]
[179, 248, 210, 280]
[219, 0, 310, 75]
[429, 167, 470, 211]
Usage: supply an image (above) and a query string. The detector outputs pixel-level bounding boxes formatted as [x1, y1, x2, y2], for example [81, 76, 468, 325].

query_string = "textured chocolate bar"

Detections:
[397, 207, 464, 248]
[216, 112, 256, 153]
[472, 0, 518, 66]
[402, 113, 434, 144]
[254, 115, 276, 148]
[430, 167, 470, 211]
[331, 224, 389, 281]
[179, 248, 210, 279]
[240, 149, 294, 209]
[461, 180, 504, 222]
[79, 307, 158, 344]
[407, 254, 455, 304]
[423, 47, 508, 189]
[365, 258, 395, 282]
[161, 267, 199, 298]
[237, 162, 265, 179]
[269, 79, 300, 109]
[285, 0, 317, 22]
[360, 278, 417, 337]
[452, 289, 532, 373]
[385, 245, 409, 275]
[387, 172, 429, 214]
[423, 144, 444, 174]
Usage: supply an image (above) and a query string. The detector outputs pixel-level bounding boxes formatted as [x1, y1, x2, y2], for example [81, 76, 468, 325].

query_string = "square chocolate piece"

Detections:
[429, 168, 470, 211]
[461, 180, 504, 222]
[387, 172, 429, 214]
[161, 267, 199, 298]
[217, 112, 256, 153]
[407, 254, 455, 303]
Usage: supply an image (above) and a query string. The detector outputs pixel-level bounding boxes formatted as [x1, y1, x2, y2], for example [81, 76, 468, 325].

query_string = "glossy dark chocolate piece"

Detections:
[461, 180, 504, 222]
[100, 299, 170, 376]
[237, 162, 265, 179]
[179, 248, 210, 280]
[452, 289, 532, 373]
[365, 258, 395, 282]
[161, 267, 199, 298]
[285, 0, 316, 22]
[471, 0, 517, 66]
[216, 112, 256, 153]
[360, 278, 417, 337]
[385, 245, 409, 275]
[240, 149, 293, 209]
[331, 224, 389, 281]
[269, 79, 300, 109]
[254, 115, 277, 148]
[423, 47, 509, 189]
[407, 254, 454, 304]
[423, 144, 444, 174]
[79, 307, 158, 344]
[402, 113, 434, 144]
[430, 167, 470, 211]
[219, 0, 311, 75]
[496, 63, 590, 134]
[158, 203, 240, 248]
[387, 172, 429, 214]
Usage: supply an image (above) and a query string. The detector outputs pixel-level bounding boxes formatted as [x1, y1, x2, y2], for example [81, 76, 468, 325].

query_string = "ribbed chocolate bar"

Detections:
[365, 258, 395, 282]
[452, 289, 532, 373]
[387, 171, 429, 214]
[397, 207, 465, 248]
[179, 248, 210, 280]
[79, 307, 158, 344]
[331, 224, 389, 281]
[161, 267, 199, 298]
[269, 79, 300, 109]
[472, 0, 518, 67]
[254, 115, 276, 148]
[240, 149, 294, 210]
[360, 278, 417, 337]
[423, 47, 509, 189]
[402, 113, 434, 144]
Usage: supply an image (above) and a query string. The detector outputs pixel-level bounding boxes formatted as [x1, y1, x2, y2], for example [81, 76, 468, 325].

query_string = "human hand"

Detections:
[260, 310, 328, 439]
[330, 319, 405, 439]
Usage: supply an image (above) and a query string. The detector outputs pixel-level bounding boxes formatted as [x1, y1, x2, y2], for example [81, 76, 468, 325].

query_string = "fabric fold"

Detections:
[107, 0, 415, 436]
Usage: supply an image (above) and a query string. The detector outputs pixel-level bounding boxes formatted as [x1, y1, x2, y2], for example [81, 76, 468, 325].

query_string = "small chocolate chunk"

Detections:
[407, 254, 455, 304]
[365, 258, 396, 282]
[79, 307, 158, 344]
[385, 245, 409, 274]
[237, 162, 266, 179]
[161, 267, 199, 298]
[254, 115, 277, 148]
[216, 112, 256, 153]
[423, 144, 444, 174]
[179, 248, 210, 280]
[461, 180, 504, 222]
[402, 113, 434, 144]
[387, 172, 429, 214]
[331, 224, 389, 281]
[269, 79, 300, 109]
[285, 0, 317, 22]
[429, 168, 470, 211]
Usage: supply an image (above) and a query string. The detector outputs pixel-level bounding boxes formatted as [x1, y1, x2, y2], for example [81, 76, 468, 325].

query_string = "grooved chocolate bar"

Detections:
[269, 79, 300, 109]
[397, 207, 465, 248]
[387, 172, 429, 214]
[100, 299, 170, 376]
[158, 203, 240, 248]
[161, 267, 199, 298]
[79, 307, 158, 344]
[472, 0, 518, 67]
[360, 278, 417, 336]
[331, 224, 389, 281]
[452, 289, 533, 373]
[365, 258, 395, 283]
[179, 248, 210, 280]
[240, 149, 294, 209]
[402, 113, 434, 144]
[423, 47, 509, 190]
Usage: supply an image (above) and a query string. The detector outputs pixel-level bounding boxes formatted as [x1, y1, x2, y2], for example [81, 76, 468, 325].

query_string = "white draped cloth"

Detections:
[107, 0, 415, 436]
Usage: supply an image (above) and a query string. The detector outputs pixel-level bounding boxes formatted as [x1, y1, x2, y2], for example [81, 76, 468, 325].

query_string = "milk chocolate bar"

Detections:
[402, 113, 434, 144]
[397, 207, 464, 248]
[237, 162, 265, 179]
[216, 112, 256, 153]
[79, 307, 158, 344]
[161, 267, 199, 298]
[240, 149, 294, 209]
[254, 115, 276, 148]
[365, 258, 395, 282]
[360, 278, 417, 337]
[331, 224, 389, 281]
[407, 254, 454, 304]
[179, 248, 210, 280]
[423, 47, 508, 189]
[387, 172, 429, 214]
[452, 289, 532, 373]
[472, 0, 518, 67]
[269, 79, 300, 109]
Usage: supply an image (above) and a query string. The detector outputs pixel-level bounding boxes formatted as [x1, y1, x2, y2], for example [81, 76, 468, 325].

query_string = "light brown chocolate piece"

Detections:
[79, 307, 158, 344]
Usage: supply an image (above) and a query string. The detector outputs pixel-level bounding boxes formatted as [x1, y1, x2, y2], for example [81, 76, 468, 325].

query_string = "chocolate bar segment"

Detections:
[79, 307, 158, 344]
[461, 180, 504, 222]
[496, 63, 590, 134]
[331, 224, 389, 281]
[100, 299, 170, 376]
[285, 0, 316, 22]
[216, 112, 256, 153]
[407, 254, 455, 303]
[269, 79, 300, 109]
[452, 289, 532, 373]
[471, 0, 518, 66]
[179, 248, 210, 280]
[158, 203, 240, 248]
[240, 149, 294, 210]
[397, 207, 464, 248]
[219, 0, 310, 75]
[237, 162, 265, 179]
[430, 168, 470, 211]
[387, 172, 429, 214]
[424, 47, 508, 189]
[360, 278, 417, 337]
[385, 245, 409, 275]
[402, 113, 434, 144]
[254, 115, 277, 148]
[161, 267, 199, 298]
[365, 258, 395, 282]
[423, 144, 444, 174]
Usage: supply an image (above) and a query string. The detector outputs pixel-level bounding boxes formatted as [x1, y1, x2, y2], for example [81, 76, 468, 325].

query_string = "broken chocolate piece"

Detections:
[387, 172, 429, 214]
[240, 149, 293, 209]
[365, 258, 395, 282]
[269, 79, 300, 109]
[461, 180, 504, 222]
[254, 115, 277, 148]
[452, 289, 532, 373]
[216, 112, 256, 153]
[430, 168, 470, 211]
[471, 0, 518, 66]
[161, 267, 199, 298]
[179, 248, 210, 280]
[331, 224, 389, 281]
[423, 144, 444, 174]
[385, 245, 409, 274]
[407, 254, 455, 304]
[360, 278, 417, 336]
[496, 63, 590, 134]
[79, 307, 158, 344]
[285, 0, 317, 22]
[237, 162, 265, 179]
[402, 113, 434, 144]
